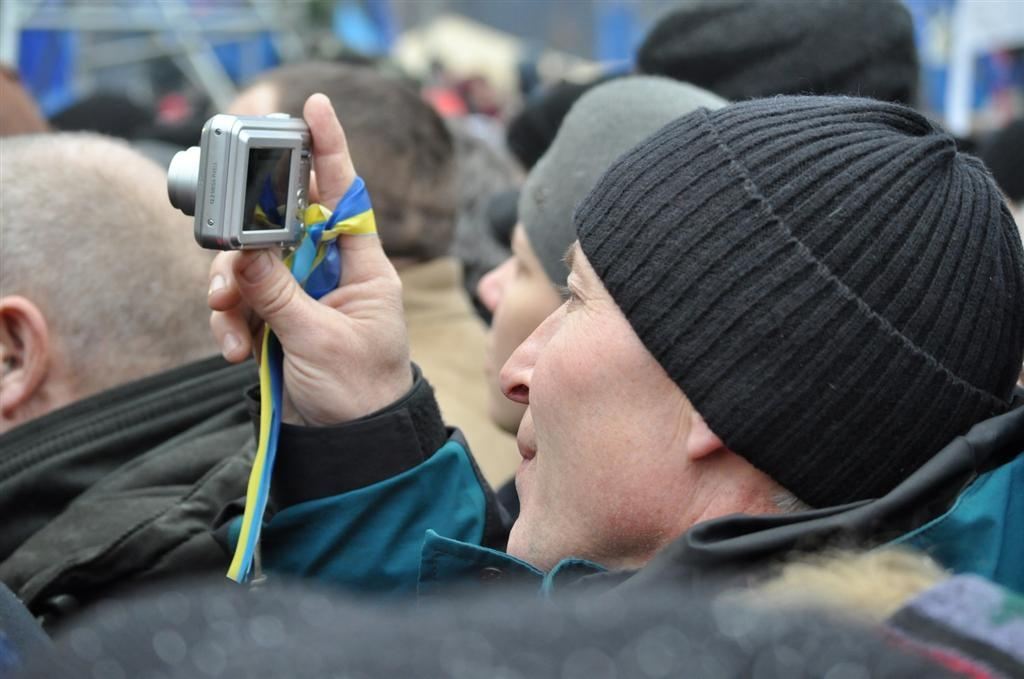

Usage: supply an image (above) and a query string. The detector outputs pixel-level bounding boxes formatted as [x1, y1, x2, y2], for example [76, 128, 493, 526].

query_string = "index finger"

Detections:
[303, 93, 355, 211]
[208, 251, 243, 311]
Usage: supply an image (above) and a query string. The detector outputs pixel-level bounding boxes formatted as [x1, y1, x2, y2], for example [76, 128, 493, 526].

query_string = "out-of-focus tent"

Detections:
[0, 0, 303, 114]
[945, 0, 1024, 134]
[393, 13, 601, 100]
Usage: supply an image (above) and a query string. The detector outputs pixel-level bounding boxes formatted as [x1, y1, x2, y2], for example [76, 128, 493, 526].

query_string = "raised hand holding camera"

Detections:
[190, 94, 412, 583]
[202, 93, 413, 426]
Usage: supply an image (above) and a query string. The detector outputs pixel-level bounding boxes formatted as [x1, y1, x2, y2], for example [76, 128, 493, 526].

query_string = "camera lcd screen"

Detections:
[242, 148, 292, 232]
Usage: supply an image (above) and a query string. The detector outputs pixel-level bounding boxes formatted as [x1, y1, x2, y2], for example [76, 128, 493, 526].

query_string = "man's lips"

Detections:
[516, 409, 537, 460]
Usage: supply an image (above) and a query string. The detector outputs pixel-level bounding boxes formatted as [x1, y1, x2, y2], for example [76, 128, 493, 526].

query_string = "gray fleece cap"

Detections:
[519, 76, 726, 286]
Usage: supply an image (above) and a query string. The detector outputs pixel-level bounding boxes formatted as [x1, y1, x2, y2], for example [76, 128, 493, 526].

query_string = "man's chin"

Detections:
[505, 516, 544, 564]
[506, 517, 561, 572]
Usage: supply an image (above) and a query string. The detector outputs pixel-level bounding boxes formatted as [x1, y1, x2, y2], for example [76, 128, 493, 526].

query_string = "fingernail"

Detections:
[208, 274, 226, 296]
[241, 252, 272, 283]
[222, 333, 240, 358]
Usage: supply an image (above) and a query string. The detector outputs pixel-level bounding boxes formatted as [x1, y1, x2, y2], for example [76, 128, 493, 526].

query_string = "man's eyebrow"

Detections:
[562, 244, 577, 272]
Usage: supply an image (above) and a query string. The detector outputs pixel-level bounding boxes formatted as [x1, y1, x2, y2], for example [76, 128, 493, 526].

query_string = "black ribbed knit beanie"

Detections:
[637, 0, 918, 105]
[575, 96, 1024, 507]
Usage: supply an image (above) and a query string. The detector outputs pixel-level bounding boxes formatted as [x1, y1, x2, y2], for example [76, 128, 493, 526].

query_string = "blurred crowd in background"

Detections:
[3, 0, 1022, 298]
[4, 0, 1024, 129]
[3, 1, 1023, 165]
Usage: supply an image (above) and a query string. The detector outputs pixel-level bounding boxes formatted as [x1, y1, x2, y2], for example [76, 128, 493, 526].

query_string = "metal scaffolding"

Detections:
[0, 0, 310, 110]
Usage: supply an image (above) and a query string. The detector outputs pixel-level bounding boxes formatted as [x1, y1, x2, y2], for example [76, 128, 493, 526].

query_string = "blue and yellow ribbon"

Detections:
[227, 176, 377, 583]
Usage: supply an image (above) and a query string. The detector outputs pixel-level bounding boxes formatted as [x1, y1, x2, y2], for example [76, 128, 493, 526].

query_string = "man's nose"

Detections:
[476, 257, 514, 314]
[499, 305, 561, 405]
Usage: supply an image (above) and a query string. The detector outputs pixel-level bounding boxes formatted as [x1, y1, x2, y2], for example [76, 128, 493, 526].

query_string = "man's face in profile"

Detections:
[478, 224, 564, 433]
[500, 244, 706, 571]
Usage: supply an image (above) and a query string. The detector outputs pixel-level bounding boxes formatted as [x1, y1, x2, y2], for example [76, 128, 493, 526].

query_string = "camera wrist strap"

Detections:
[227, 176, 377, 584]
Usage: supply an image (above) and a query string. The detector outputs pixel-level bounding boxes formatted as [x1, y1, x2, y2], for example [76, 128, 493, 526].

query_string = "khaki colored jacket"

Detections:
[400, 257, 519, 487]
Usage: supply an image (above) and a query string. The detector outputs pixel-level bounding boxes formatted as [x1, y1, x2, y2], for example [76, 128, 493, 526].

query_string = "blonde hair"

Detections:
[744, 547, 948, 623]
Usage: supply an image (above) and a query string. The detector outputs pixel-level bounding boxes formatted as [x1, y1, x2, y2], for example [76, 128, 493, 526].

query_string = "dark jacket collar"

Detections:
[0, 355, 255, 562]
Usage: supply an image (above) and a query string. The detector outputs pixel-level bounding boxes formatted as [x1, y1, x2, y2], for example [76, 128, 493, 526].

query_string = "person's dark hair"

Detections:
[253, 61, 457, 261]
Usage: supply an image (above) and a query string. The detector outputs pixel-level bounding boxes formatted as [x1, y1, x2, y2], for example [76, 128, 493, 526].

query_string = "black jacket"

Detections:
[0, 356, 256, 624]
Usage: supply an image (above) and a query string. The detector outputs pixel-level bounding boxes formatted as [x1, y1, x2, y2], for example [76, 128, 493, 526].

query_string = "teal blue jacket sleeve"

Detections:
[227, 366, 512, 593]
[253, 438, 488, 592]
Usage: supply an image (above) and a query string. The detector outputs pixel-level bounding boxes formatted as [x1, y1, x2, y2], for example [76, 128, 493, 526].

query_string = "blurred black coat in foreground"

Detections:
[24, 576, 952, 679]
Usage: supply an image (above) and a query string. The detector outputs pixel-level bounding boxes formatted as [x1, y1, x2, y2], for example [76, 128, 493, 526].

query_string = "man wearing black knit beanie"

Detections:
[569, 95, 1022, 508]
[202, 94, 1024, 603]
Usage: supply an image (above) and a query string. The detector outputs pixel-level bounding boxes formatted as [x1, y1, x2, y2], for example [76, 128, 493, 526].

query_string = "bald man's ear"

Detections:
[0, 296, 52, 420]
[683, 408, 728, 462]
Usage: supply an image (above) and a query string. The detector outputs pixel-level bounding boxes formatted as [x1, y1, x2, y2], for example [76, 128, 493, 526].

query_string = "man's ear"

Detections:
[684, 408, 728, 461]
[0, 296, 52, 418]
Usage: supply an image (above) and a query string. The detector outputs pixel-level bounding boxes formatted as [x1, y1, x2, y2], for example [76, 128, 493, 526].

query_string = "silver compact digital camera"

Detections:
[167, 114, 312, 250]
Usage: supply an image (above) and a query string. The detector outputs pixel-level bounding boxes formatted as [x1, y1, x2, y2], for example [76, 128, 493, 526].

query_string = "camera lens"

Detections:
[167, 146, 201, 216]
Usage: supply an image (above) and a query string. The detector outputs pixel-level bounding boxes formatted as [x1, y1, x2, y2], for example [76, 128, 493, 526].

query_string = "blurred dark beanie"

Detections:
[576, 96, 1024, 507]
[486, 188, 520, 247]
[506, 74, 618, 170]
[637, 0, 918, 104]
[50, 92, 154, 139]
[977, 119, 1024, 203]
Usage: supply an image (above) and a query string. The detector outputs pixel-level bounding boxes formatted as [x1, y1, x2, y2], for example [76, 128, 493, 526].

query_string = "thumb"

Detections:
[233, 251, 319, 346]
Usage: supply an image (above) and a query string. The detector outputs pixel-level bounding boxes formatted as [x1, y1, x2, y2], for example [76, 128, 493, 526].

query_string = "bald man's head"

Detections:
[1, 133, 216, 428]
